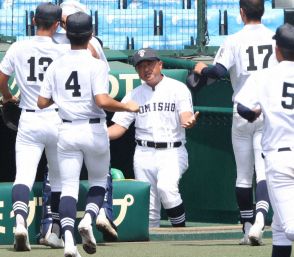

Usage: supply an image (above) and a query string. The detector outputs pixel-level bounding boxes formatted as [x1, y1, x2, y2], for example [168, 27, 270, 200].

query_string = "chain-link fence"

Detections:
[0, 0, 282, 50]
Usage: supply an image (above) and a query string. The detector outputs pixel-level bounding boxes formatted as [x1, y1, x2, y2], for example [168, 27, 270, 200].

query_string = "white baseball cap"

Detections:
[60, 0, 87, 16]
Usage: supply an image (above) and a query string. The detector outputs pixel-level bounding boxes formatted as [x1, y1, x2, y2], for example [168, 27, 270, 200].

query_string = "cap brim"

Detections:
[134, 57, 160, 66]
[66, 31, 92, 37]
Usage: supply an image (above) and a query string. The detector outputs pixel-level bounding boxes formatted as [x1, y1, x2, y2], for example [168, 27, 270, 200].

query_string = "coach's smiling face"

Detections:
[136, 60, 163, 88]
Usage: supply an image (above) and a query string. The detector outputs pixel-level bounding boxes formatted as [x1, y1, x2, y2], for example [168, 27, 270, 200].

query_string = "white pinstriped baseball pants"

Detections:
[231, 111, 266, 187]
[15, 109, 61, 191]
[133, 145, 188, 227]
[265, 150, 294, 245]
[57, 120, 109, 201]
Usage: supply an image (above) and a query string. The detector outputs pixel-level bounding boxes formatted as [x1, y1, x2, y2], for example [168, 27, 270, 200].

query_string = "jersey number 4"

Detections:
[246, 45, 273, 71]
[65, 71, 81, 97]
[282, 82, 294, 110]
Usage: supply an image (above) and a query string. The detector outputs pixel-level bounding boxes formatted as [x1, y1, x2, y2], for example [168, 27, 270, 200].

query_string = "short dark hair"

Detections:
[35, 19, 57, 30]
[279, 48, 294, 61]
[66, 33, 92, 46]
[35, 2, 61, 30]
[239, 0, 264, 21]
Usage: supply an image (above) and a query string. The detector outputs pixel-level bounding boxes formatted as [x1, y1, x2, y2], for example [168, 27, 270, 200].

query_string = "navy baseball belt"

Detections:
[136, 140, 182, 149]
[24, 108, 58, 112]
[62, 118, 101, 124]
[262, 147, 292, 158]
[278, 147, 291, 152]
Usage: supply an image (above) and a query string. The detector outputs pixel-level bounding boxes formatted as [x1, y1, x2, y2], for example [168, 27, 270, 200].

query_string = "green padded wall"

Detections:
[0, 180, 150, 244]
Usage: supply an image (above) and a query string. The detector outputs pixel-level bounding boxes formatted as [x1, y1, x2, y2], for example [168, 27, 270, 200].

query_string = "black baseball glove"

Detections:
[186, 70, 208, 92]
[0, 100, 21, 131]
[186, 70, 216, 92]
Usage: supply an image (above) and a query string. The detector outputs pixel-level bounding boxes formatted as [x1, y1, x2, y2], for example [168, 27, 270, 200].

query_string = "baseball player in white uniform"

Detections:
[235, 22, 294, 257]
[36, 0, 118, 243]
[0, 3, 68, 251]
[108, 48, 198, 228]
[38, 12, 139, 257]
[53, 0, 109, 70]
[194, 0, 277, 245]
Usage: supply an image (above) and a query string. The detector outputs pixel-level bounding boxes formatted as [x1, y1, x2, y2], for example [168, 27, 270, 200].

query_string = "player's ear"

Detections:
[240, 8, 246, 23]
[53, 21, 59, 31]
[275, 46, 283, 62]
[158, 60, 163, 68]
[32, 17, 36, 26]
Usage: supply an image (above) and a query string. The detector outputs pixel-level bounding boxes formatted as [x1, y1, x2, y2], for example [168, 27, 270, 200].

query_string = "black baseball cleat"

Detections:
[96, 213, 118, 242]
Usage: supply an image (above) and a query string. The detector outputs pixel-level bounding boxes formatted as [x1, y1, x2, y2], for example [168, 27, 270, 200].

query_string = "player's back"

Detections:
[256, 62, 294, 151]
[0, 36, 68, 110]
[45, 49, 109, 121]
[216, 24, 277, 100]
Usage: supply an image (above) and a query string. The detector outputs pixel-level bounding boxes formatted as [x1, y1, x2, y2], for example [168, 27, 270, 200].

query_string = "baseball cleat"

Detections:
[78, 219, 96, 254]
[239, 222, 252, 245]
[37, 218, 52, 246]
[248, 222, 264, 246]
[96, 212, 118, 242]
[47, 232, 64, 248]
[64, 230, 81, 257]
[64, 246, 81, 257]
[239, 235, 251, 245]
[14, 224, 31, 251]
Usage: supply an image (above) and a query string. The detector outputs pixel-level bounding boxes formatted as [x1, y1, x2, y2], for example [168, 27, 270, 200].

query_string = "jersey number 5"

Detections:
[65, 71, 81, 97]
[246, 45, 273, 71]
[282, 82, 294, 110]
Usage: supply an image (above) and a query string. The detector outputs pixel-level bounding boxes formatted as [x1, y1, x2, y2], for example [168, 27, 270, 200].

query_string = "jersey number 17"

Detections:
[246, 45, 273, 71]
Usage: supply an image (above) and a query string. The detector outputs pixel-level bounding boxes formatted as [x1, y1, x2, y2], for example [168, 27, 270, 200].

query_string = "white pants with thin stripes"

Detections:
[134, 145, 188, 227]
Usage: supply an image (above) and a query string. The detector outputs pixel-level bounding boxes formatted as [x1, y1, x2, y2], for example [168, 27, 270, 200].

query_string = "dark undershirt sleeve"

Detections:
[237, 103, 257, 122]
[201, 63, 227, 79]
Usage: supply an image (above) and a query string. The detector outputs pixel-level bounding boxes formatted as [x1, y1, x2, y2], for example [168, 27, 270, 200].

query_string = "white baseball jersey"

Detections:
[113, 75, 193, 227]
[40, 49, 110, 200]
[40, 49, 109, 121]
[0, 36, 70, 192]
[236, 60, 294, 246]
[112, 76, 194, 143]
[235, 61, 294, 152]
[53, 27, 110, 71]
[214, 24, 277, 101]
[0, 36, 69, 110]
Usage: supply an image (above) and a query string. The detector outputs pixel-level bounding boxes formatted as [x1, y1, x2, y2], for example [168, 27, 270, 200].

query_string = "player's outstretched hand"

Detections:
[194, 62, 208, 75]
[182, 111, 199, 128]
[1, 95, 19, 105]
[249, 108, 262, 123]
[125, 100, 140, 112]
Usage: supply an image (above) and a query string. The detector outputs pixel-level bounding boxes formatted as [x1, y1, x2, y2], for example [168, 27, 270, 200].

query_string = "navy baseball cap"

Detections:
[133, 48, 160, 67]
[35, 3, 62, 22]
[273, 23, 294, 50]
[66, 11, 93, 37]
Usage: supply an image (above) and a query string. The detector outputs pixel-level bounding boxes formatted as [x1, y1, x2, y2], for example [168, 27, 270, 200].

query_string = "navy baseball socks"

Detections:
[272, 245, 292, 257]
[12, 184, 31, 251]
[236, 182, 270, 246]
[166, 203, 186, 227]
[236, 187, 254, 245]
[59, 196, 81, 257]
[39, 168, 52, 239]
[96, 174, 118, 241]
[37, 170, 64, 248]
[249, 180, 270, 246]
[46, 192, 64, 248]
[78, 186, 105, 254]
